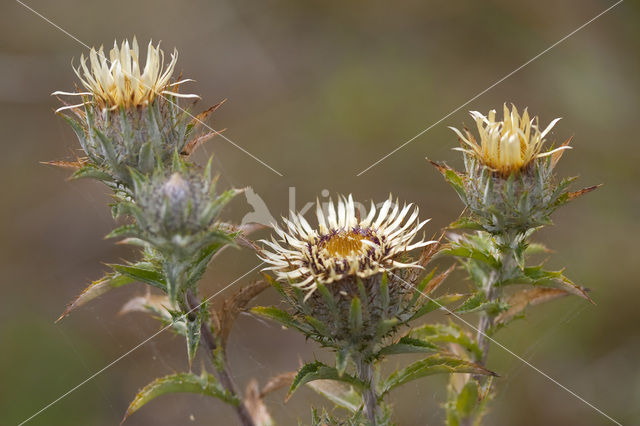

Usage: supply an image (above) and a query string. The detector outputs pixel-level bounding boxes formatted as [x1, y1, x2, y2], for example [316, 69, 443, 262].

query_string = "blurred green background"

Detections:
[1, 0, 638, 424]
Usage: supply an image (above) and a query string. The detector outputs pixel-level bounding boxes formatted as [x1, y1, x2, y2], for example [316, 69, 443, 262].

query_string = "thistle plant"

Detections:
[254, 195, 496, 425]
[50, 38, 272, 426]
[429, 104, 598, 425]
[43, 34, 604, 426]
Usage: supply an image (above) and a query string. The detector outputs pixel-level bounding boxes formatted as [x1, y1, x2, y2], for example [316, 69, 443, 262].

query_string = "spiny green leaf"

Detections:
[445, 169, 467, 202]
[377, 336, 439, 356]
[109, 262, 166, 290]
[503, 266, 593, 303]
[305, 315, 328, 336]
[448, 217, 484, 231]
[441, 245, 498, 268]
[105, 224, 138, 240]
[123, 372, 238, 421]
[287, 362, 366, 401]
[375, 318, 399, 338]
[408, 323, 482, 360]
[251, 306, 311, 334]
[410, 294, 465, 321]
[455, 292, 489, 314]
[381, 354, 495, 395]
[71, 164, 112, 181]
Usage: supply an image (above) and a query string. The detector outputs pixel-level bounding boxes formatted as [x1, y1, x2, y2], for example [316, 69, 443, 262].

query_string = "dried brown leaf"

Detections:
[218, 280, 270, 344]
[494, 288, 569, 326]
[181, 129, 225, 156]
[41, 158, 87, 170]
[259, 372, 297, 398]
[425, 264, 456, 295]
[426, 158, 452, 176]
[118, 292, 171, 316]
[189, 99, 226, 127]
[567, 184, 601, 201]
[245, 379, 274, 426]
[551, 136, 573, 168]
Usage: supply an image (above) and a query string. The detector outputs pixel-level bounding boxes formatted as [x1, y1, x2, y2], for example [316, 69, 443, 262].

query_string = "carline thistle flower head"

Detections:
[52, 38, 218, 186]
[54, 37, 198, 111]
[449, 104, 569, 176]
[260, 195, 435, 297]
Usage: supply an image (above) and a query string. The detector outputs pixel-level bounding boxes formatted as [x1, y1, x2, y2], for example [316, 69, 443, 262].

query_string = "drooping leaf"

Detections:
[57, 273, 135, 322]
[123, 372, 238, 421]
[503, 266, 593, 303]
[287, 362, 366, 401]
[381, 354, 496, 395]
[307, 380, 362, 413]
[494, 288, 569, 326]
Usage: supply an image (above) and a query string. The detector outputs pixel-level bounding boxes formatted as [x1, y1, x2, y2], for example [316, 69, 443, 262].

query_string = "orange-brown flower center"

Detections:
[321, 231, 368, 257]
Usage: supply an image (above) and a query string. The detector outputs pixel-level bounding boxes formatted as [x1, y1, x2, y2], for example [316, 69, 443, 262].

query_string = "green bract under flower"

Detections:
[260, 195, 435, 296]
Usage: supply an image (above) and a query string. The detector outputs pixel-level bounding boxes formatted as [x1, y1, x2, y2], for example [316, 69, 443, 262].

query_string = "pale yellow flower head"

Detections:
[54, 37, 198, 110]
[450, 104, 569, 175]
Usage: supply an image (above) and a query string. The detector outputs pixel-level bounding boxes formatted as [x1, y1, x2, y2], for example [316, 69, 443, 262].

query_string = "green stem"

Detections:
[355, 357, 379, 426]
[185, 290, 256, 426]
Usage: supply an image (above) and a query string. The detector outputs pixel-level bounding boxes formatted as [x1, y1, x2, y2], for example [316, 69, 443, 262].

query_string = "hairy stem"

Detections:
[475, 269, 499, 367]
[356, 357, 379, 425]
[475, 234, 517, 368]
[186, 290, 255, 426]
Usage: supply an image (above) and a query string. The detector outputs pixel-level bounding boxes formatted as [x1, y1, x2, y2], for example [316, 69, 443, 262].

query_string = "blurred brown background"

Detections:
[1, 0, 638, 425]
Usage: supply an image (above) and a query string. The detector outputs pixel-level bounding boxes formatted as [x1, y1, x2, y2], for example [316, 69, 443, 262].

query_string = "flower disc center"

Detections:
[321, 231, 369, 257]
